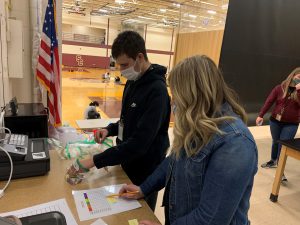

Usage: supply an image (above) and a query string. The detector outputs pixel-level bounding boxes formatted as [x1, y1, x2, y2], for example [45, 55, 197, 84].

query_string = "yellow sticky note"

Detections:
[106, 197, 117, 204]
[128, 219, 139, 225]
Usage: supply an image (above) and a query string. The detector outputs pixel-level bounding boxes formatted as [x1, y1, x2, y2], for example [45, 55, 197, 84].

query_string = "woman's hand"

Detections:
[119, 184, 144, 199]
[94, 129, 109, 143]
[256, 117, 263, 126]
[139, 220, 161, 225]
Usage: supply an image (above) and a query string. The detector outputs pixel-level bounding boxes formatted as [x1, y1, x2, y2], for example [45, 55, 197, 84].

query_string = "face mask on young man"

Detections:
[172, 103, 177, 114]
[121, 59, 142, 81]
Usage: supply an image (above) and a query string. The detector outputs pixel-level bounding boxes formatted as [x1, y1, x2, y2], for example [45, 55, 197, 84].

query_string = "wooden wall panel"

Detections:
[174, 30, 224, 66]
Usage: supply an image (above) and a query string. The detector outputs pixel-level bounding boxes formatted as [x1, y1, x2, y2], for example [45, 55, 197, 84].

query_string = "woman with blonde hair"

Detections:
[256, 68, 300, 180]
[119, 55, 258, 225]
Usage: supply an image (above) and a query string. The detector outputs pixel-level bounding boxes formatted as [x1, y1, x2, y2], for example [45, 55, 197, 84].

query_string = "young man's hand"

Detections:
[66, 158, 94, 176]
[94, 129, 109, 143]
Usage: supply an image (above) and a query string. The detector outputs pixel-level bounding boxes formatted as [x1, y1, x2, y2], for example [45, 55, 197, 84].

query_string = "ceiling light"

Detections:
[98, 9, 108, 13]
[189, 25, 196, 28]
[189, 14, 197, 18]
[115, 0, 126, 4]
[207, 10, 216, 15]
[107, 5, 124, 9]
[160, 9, 166, 13]
[138, 16, 156, 20]
[124, 19, 136, 23]
[200, 1, 218, 6]
[173, 3, 180, 8]
[222, 4, 228, 10]
[167, 9, 179, 13]
[149, 13, 164, 17]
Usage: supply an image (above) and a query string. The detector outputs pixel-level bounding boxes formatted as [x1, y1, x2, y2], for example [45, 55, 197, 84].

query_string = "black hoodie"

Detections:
[93, 64, 171, 185]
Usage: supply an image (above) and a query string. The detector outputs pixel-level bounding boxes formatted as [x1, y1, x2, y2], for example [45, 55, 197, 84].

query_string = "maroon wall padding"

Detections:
[62, 40, 174, 56]
[62, 54, 110, 68]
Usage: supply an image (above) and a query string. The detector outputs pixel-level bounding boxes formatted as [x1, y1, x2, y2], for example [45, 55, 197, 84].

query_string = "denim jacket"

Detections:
[140, 104, 258, 225]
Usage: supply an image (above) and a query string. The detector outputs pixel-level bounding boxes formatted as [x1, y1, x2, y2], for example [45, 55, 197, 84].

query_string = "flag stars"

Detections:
[45, 27, 48, 31]
[49, 11, 52, 15]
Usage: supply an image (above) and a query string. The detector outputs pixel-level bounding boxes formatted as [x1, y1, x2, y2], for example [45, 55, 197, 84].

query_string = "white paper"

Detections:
[76, 118, 119, 129]
[90, 218, 108, 225]
[72, 184, 141, 221]
[0, 199, 78, 225]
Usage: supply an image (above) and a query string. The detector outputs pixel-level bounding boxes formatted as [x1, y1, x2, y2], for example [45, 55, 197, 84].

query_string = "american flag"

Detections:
[36, 0, 61, 127]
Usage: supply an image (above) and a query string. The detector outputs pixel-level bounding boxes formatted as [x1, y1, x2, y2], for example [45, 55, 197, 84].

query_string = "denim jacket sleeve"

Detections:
[140, 156, 171, 196]
[173, 133, 258, 225]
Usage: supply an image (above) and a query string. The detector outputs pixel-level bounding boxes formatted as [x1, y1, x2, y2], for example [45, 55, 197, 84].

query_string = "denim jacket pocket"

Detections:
[186, 150, 209, 176]
[185, 150, 209, 210]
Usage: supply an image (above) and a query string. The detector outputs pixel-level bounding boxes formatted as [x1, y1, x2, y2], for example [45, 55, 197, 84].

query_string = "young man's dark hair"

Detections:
[112, 31, 148, 61]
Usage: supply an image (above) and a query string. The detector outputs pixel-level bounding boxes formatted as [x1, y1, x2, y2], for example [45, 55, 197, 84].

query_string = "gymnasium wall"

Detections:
[62, 14, 175, 71]
[174, 29, 224, 66]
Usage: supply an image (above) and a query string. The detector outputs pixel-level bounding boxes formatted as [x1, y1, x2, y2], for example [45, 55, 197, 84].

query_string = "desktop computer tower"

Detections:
[4, 103, 48, 138]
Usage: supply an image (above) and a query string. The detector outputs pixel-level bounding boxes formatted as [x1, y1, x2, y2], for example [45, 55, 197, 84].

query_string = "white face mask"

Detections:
[172, 103, 177, 114]
[121, 60, 142, 81]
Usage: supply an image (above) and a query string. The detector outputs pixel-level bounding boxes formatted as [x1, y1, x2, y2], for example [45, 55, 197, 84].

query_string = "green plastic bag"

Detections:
[63, 138, 113, 160]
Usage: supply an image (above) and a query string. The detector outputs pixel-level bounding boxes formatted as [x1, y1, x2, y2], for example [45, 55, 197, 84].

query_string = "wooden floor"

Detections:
[62, 68, 125, 127]
[62, 67, 173, 128]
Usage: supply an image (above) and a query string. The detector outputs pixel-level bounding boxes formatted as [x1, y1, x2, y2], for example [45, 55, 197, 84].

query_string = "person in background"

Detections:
[109, 55, 116, 70]
[102, 72, 110, 80]
[256, 68, 300, 181]
[67, 31, 171, 211]
[83, 101, 100, 119]
[119, 55, 258, 225]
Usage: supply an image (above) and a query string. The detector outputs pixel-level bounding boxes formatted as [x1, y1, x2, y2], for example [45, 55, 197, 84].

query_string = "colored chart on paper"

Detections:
[83, 193, 93, 212]
[72, 184, 141, 221]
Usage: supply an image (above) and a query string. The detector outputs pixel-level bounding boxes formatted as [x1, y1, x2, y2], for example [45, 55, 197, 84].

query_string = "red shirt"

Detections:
[259, 85, 300, 123]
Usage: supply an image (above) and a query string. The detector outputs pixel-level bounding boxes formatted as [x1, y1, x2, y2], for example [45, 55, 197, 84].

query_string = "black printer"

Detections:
[0, 138, 50, 180]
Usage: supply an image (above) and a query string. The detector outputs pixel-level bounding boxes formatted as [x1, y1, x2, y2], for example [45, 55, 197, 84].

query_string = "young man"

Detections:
[67, 31, 171, 210]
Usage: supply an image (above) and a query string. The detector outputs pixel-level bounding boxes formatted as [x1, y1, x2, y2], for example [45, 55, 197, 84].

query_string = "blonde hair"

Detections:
[281, 67, 300, 102]
[168, 55, 247, 158]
